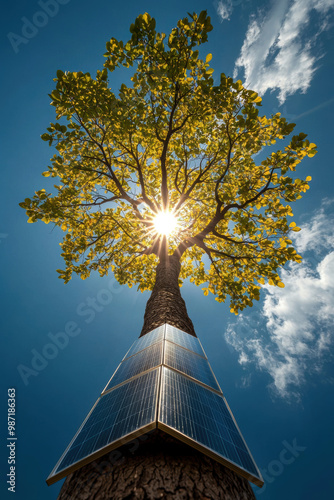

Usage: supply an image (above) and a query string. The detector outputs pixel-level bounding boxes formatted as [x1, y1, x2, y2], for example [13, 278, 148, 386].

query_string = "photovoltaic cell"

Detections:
[159, 367, 260, 479]
[51, 369, 159, 478]
[105, 342, 162, 391]
[165, 324, 205, 357]
[125, 325, 165, 359]
[164, 341, 220, 391]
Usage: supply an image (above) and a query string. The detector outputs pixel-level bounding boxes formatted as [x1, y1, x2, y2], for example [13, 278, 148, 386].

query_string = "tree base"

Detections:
[58, 430, 256, 500]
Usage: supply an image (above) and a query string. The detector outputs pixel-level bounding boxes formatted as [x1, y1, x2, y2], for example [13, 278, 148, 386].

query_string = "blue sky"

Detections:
[1, 0, 334, 498]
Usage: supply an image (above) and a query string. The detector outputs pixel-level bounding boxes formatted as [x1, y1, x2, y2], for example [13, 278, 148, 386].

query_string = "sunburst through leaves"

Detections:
[153, 211, 179, 236]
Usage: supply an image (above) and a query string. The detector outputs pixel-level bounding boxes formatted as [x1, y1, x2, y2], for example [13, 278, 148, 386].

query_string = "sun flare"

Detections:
[153, 211, 178, 236]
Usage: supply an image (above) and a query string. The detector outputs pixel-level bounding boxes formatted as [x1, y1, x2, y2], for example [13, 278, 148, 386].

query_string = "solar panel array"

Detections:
[47, 323, 263, 487]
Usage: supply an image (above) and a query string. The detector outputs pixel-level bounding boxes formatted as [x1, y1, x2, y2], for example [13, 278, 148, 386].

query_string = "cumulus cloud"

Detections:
[225, 201, 334, 400]
[233, 0, 334, 103]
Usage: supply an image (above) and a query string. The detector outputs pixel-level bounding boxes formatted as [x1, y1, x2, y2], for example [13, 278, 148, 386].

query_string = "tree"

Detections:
[21, 11, 316, 499]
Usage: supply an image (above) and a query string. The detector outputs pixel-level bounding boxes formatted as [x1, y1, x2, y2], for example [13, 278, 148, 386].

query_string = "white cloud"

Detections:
[234, 0, 334, 103]
[225, 201, 334, 400]
[293, 199, 334, 253]
[217, 1, 234, 22]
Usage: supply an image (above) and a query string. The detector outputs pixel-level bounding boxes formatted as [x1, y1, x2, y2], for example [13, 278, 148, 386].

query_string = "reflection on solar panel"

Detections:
[158, 367, 261, 485]
[47, 323, 263, 488]
[125, 325, 165, 359]
[165, 324, 205, 357]
[105, 342, 163, 391]
[47, 369, 159, 485]
[164, 341, 220, 391]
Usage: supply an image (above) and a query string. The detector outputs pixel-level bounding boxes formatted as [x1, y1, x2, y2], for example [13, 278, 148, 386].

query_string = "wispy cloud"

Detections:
[225, 200, 334, 400]
[233, 0, 334, 103]
[217, 1, 234, 21]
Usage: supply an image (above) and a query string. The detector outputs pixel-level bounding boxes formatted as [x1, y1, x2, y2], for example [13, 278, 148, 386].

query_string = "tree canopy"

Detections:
[20, 11, 317, 314]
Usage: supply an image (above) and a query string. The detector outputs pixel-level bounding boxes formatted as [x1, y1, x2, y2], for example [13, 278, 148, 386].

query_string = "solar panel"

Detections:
[104, 342, 163, 391]
[125, 325, 165, 359]
[158, 367, 262, 485]
[47, 323, 263, 488]
[164, 341, 220, 392]
[165, 324, 205, 357]
[47, 369, 160, 485]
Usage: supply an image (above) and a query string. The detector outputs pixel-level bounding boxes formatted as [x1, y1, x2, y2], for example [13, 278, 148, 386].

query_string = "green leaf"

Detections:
[51, 90, 60, 101]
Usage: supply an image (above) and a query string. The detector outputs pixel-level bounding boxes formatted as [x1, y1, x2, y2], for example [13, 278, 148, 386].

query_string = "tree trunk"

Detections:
[57, 255, 257, 500]
[140, 254, 196, 337]
[58, 431, 256, 500]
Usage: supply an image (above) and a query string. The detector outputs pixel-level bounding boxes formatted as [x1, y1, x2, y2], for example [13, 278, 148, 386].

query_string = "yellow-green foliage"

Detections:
[20, 11, 317, 314]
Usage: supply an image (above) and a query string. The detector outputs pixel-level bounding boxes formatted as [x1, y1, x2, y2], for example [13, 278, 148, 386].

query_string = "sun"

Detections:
[153, 211, 178, 236]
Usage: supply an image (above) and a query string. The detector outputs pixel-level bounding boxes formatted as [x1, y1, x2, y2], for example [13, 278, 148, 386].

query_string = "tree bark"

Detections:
[57, 256, 257, 499]
[58, 431, 256, 500]
[140, 254, 196, 337]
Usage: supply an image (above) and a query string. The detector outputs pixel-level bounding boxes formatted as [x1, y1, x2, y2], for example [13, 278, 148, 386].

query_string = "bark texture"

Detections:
[140, 254, 196, 337]
[58, 430, 256, 500]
